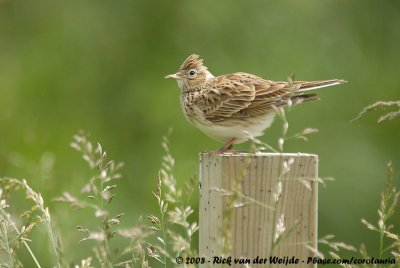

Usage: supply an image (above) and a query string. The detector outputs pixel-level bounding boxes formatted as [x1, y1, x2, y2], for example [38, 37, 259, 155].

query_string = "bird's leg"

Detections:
[217, 138, 236, 154]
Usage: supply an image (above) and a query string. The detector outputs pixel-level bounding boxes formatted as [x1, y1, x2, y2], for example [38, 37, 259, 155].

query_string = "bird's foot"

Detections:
[202, 138, 240, 154]
[212, 138, 236, 154]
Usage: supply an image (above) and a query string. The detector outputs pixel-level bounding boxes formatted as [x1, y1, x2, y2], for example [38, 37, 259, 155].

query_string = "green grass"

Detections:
[1, 99, 399, 267]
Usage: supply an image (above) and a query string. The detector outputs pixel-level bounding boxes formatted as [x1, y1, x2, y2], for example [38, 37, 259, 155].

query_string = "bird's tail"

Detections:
[290, 94, 319, 105]
[296, 79, 347, 93]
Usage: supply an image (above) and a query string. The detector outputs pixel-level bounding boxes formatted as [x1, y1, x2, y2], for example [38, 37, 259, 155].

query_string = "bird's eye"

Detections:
[189, 69, 196, 76]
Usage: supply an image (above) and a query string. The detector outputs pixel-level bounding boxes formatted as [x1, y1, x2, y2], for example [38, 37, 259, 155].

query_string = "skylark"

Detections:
[165, 54, 346, 153]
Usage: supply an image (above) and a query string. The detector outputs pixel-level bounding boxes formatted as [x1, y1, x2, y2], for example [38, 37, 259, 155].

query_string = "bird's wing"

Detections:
[196, 73, 297, 122]
[194, 74, 256, 120]
[235, 74, 294, 118]
[239, 78, 347, 117]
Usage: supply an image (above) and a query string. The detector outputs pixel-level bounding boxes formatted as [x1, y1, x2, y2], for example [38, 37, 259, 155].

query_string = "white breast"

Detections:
[194, 112, 276, 144]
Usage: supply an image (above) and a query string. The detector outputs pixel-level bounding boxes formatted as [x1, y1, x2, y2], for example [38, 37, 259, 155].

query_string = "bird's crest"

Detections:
[180, 54, 206, 71]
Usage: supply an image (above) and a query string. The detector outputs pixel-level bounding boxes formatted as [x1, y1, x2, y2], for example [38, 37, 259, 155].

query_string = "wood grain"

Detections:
[199, 152, 318, 268]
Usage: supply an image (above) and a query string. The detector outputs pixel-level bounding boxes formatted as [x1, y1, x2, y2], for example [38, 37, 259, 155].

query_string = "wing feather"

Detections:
[191, 72, 344, 123]
[195, 73, 296, 122]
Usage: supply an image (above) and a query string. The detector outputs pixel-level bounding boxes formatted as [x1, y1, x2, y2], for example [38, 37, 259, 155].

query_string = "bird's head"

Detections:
[165, 54, 214, 90]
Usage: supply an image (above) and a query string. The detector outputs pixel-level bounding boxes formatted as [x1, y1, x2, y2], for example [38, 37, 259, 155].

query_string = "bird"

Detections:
[165, 54, 346, 153]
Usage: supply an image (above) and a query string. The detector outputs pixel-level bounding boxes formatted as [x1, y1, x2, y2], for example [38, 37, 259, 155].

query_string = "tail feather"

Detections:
[297, 79, 347, 93]
[291, 94, 319, 105]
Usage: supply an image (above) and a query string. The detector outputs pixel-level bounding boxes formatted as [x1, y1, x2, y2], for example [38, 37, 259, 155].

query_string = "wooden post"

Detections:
[199, 152, 318, 268]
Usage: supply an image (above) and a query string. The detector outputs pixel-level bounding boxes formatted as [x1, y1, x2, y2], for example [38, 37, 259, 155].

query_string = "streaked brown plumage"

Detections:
[166, 54, 346, 152]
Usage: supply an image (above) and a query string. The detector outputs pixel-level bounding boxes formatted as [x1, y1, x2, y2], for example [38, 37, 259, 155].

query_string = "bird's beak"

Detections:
[164, 73, 179, 79]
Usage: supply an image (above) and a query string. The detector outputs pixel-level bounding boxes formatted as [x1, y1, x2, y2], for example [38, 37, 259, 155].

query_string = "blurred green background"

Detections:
[1, 0, 399, 266]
